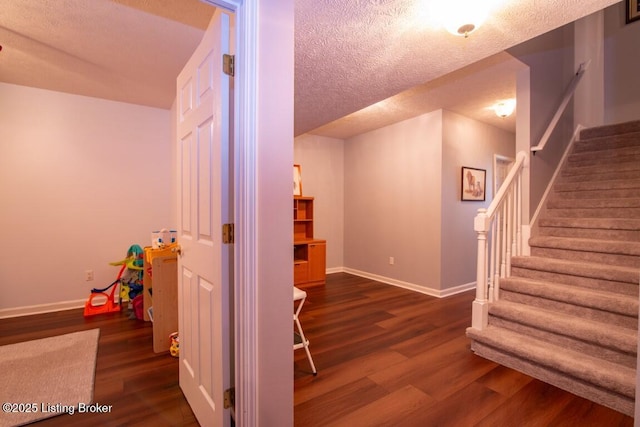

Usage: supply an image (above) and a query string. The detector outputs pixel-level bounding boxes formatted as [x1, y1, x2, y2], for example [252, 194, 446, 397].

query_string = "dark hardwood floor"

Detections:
[1, 272, 634, 426]
[0, 306, 198, 426]
[294, 273, 635, 427]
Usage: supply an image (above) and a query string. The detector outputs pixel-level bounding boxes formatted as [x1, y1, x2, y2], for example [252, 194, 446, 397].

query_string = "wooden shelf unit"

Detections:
[294, 196, 326, 286]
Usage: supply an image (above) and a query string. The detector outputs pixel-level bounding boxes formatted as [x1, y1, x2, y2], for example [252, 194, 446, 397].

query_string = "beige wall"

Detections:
[294, 134, 344, 269]
[0, 82, 172, 311]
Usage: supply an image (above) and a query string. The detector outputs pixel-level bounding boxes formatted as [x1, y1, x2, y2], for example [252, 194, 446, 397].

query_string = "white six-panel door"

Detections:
[176, 9, 232, 427]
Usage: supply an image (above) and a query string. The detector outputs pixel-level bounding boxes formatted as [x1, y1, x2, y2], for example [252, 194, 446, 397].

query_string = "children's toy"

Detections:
[109, 244, 145, 303]
[169, 332, 179, 357]
[83, 265, 125, 317]
[83, 244, 146, 318]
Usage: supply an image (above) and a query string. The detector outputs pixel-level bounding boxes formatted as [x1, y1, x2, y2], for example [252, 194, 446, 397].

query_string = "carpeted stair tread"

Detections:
[465, 325, 636, 399]
[498, 277, 639, 318]
[559, 169, 640, 183]
[546, 197, 640, 209]
[568, 146, 640, 166]
[579, 120, 640, 139]
[510, 256, 639, 285]
[573, 132, 640, 153]
[569, 143, 640, 157]
[489, 300, 637, 354]
[554, 179, 640, 193]
[564, 155, 640, 169]
[538, 217, 640, 231]
[562, 161, 640, 178]
[529, 236, 640, 257]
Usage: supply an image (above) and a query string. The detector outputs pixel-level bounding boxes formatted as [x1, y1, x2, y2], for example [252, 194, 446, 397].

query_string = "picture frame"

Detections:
[461, 167, 486, 201]
[627, 0, 640, 24]
[293, 164, 302, 196]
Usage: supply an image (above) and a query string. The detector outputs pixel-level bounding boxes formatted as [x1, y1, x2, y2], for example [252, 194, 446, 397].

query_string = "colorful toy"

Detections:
[83, 244, 146, 318]
[169, 332, 179, 357]
[109, 244, 145, 303]
[83, 265, 125, 317]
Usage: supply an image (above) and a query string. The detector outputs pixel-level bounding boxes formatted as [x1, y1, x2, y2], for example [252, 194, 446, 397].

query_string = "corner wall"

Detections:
[0, 82, 172, 312]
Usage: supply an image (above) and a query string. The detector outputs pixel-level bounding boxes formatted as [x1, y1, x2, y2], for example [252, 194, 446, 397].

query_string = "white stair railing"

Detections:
[471, 151, 527, 330]
[471, 61, 590, 331]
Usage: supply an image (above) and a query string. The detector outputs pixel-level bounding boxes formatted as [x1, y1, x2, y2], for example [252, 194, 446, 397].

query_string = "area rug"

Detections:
[0, 329, 100, 427]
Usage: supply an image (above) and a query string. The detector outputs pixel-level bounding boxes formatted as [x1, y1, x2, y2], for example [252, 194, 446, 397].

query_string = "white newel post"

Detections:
[472, 209, 490, 330]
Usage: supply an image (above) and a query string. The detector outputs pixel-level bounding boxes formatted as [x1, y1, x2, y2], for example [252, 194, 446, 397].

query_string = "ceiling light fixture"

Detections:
[435, 1, 491, 38]
[493, 99, 516, 118]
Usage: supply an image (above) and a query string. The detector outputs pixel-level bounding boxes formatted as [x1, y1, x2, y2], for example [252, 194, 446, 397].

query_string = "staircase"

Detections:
[467, 120, 640, 416]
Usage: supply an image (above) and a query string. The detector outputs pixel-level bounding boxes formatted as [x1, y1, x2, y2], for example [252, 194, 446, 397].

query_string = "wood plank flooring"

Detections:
[294, 273, 635, 427]
[0, 307, 198, 426]
[0, 272, 634, 426]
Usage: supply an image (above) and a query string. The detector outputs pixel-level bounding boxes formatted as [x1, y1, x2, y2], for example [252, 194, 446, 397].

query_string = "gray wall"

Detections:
[344, 111, 444, 290]
[604, 3, 640, 124]
[508, 23, 576, 220]
[297, 109, 516, 293]
[294, 134, 345, 270]
[441, 110, 516, 290]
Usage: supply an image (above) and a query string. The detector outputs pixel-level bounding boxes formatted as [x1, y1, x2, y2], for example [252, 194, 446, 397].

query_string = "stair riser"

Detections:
[469, 340, 635, 416]
[510, 266, 638, 296]
[488, 316, 636, 368]
[500, 290, 638, 329]
[530, 247, 640, 269]
[536, 226, 640, 242]
[545, 207, 640, 219]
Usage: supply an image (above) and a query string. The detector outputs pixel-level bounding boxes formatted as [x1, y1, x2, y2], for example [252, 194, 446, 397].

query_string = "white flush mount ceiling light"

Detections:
[434, 0, 491, 38]
[493, 99, 516, 118]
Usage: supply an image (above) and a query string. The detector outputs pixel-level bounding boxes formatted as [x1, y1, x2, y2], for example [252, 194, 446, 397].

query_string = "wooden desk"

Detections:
[143, 250, 178, 353]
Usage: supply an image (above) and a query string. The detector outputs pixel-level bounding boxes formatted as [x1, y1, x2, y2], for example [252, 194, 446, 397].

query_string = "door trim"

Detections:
[200, 1, 259, 425]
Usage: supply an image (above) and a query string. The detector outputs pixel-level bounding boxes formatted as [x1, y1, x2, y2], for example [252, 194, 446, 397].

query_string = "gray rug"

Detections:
[0, 329, 100, 427]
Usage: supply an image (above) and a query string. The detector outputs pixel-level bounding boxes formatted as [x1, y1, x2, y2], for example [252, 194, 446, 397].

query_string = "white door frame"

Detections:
[200, 1, 259, 425]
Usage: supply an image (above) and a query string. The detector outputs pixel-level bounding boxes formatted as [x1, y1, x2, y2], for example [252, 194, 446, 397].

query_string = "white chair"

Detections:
[293, 286, 317, 375]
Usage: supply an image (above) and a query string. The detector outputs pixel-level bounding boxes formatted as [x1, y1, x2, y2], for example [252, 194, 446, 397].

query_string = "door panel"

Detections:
[176, 9, 232, 427]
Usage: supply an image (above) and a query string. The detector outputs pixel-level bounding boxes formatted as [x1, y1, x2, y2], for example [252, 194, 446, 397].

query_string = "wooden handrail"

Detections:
[531, 60, 590, 153]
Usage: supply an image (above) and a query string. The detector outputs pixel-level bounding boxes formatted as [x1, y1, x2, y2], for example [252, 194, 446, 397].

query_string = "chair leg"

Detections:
[293, 290, 317, 375]
[294, 315, 317, 375]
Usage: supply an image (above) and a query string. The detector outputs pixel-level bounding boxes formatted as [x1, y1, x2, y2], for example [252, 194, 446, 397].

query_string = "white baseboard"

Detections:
[333, 267, 476, 298]
[0, 299, 86, 319]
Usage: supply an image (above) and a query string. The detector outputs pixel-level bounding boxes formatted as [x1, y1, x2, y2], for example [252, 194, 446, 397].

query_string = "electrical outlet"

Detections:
[85, 270, 94, 281]
[389, 257, 395, 265]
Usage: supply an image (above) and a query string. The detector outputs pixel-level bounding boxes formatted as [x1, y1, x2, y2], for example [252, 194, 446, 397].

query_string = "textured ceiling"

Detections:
[0, 0, 214, 109]
[0, 0, 621, 139]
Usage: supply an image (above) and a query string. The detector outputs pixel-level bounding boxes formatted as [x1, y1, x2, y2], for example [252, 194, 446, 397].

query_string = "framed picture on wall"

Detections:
[627, 0, 640, 24]
[293, 164, 302, 196]
[461, 167, 486, 201]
